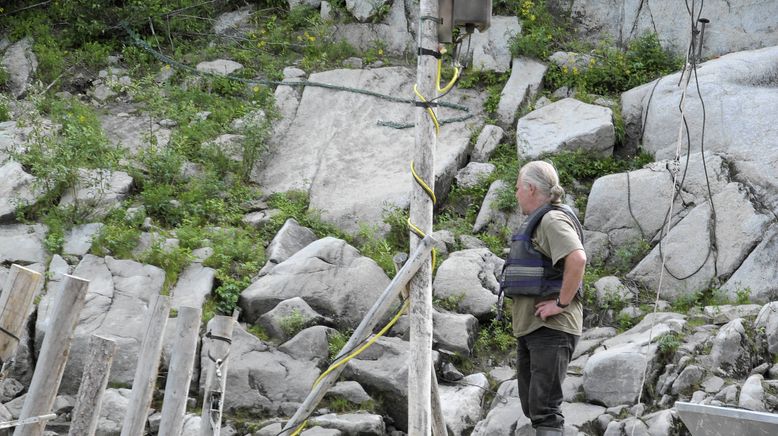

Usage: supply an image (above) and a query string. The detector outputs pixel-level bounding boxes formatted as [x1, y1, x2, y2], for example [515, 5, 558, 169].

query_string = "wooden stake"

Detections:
[158, 306, 202, 436]
[0, 264, 43, 363]
[121, 295, 171, 436]
[69, 335, 117, 436]
[409, 0, 438, 433]
[14, 274, 89, 436]
[430, 364, 448, 436]
[200, 315, 236, 436]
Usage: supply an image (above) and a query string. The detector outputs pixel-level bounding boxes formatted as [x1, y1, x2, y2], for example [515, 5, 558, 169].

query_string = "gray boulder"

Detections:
[58, 169, 133, 218]
[0, 224, 47, 265]
[213, 6, 255, 37]
[472, 179, 509, 233]
[592, 276, 634, 306]
[279, 325, 338, 368]
[455, 162, 495, 189]
[516, 98, 615, 159]
[240, 237, 390, 327]
[628, 183, 771, 300]
[470, 16, 522, 73]
[1, 37, 37, 98]
[333, 0, 415, 55]
[739, 374, 766, 412]
[471, 125, 504, 163]
[346, 0, 391, 22]
[708, 318, 751, 376]
[259, 218, 318, 276]
[343, 336, 439, 432]
[195, 59, 243, 76]
[432, 248, 503, 318]
[308, 412, 384, 435]
[755, 302, 778, 356]
[497, 57, 547, 128]
[99, 113, 172, 154]
[393, 309, 478, 356]
[257, 297, 330, 341]
[471, 380, 529, 436]
[253, 67, 483, 233]
[0, 161, 41, 223]
[95, 388, 131, 436]
[200, 324, 319, 413]
[326, 380, 373, 405]
[439, 373, 488, 436]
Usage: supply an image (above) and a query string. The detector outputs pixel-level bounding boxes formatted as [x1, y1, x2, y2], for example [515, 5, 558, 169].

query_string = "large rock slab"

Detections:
[240, 237, 390, 327]
[755, 302, 778, 356]
[99, 112, 172, 154]
[432, 248, 503, 318]
[170, 262, 215, 309]
[346, 0, 391, 22]
[470, 16, 522, 73]
[568, 0, 778, 57]
[36, 255, 166, 392]
[516, 98, 615, 158]
[471, 380, 529, 436]
[628, 183, 771, 300]
[253, 67, 483, 233]
[58, 169, 133, 218]
[496, 57, 547, 128]
[634, 46, 778, 213]
[258, 218, 318, 276]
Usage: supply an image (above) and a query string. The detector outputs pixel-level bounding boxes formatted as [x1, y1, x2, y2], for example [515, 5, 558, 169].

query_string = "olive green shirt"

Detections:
[510, 210, 584, 338]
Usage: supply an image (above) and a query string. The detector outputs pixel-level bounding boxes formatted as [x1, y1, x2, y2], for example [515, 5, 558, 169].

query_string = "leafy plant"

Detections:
[279, 309, 308, 338]
[328, 330, 350, 361]
[475, 318, 516, 354]
[434, 294, 465, 312]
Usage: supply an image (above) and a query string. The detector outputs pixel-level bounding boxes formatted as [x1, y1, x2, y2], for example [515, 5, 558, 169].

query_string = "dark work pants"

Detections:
[516, 327, 579, 429]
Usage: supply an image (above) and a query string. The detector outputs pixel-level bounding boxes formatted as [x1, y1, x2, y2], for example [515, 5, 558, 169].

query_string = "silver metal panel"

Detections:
[676, 402, 778, 436]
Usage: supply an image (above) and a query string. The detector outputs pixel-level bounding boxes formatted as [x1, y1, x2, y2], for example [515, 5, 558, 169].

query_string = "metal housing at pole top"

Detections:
[409, 0, 438, 434]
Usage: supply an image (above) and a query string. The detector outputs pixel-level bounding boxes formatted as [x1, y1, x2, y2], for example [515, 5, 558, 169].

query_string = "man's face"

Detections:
[515, 177, 532, 214]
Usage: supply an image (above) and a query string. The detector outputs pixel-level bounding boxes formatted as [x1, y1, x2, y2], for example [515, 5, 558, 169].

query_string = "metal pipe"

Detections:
[696, 18, 710, 62]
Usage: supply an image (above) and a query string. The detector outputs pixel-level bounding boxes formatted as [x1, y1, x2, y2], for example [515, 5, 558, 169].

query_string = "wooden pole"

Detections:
[409, 0, 438, 434]
[0, 264, 43, 363]
[430, 364, 448, 436]
[69, 335, 117, 436]
[200, 315, 236, 436]
[14, 274, 89, 436]
[121, 294, 171, 436]
[158, 306, 202, 436]
[278, 237, 436, 435]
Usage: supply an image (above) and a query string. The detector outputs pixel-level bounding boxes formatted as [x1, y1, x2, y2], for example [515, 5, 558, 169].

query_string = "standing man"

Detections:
[501, 160, 586, 436]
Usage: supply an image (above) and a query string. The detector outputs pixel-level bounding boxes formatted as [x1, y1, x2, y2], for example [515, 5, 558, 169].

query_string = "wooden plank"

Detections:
[69, 335, 117, 436]
[120, 295, 171, 436]
[0, 264, 43, 362]
[14, 274, 89, 436]
[158, 306, 202, 436]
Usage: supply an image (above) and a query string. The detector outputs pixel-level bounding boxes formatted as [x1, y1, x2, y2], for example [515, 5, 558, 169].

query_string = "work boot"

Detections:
[535, 426, 563, 436]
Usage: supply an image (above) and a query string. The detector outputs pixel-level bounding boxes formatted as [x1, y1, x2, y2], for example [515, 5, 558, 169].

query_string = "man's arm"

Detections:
[534, 248, 586, 321]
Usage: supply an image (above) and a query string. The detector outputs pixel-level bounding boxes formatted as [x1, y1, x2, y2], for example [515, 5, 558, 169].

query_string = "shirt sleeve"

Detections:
[533, 211, 584, 266]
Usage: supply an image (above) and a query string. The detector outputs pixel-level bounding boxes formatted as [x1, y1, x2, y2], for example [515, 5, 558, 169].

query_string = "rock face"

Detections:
[516, 98, 615, 158]
[333, 0, 415, 55]
[568, 0, 778, 57]
[0, 161, 40, 223]
[497, 57, 547, 128]
[36, 255, 166, 392]
[240, 237, 390, 327]
[253, 66, 483, 234]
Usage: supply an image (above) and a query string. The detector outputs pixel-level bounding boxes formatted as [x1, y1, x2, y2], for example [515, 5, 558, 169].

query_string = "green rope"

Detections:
[122, 23, 474, 128]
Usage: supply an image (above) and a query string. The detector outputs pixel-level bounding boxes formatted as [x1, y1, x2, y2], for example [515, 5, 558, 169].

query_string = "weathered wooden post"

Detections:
[158, 306, 202, 436]
[14, 274, 89, 436]
[69, 335, 117, 436]
[200, 315, 236, 436]
[409, 0, 438, 433]
[120, 294, 171, 436]
[0, 264, 43, 364]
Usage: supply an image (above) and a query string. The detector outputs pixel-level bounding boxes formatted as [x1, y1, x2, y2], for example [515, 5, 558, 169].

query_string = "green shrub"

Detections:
[434, 294, 465, 312]
[280, 309, 308, 338]
[475, 318, 516, 354]
[328, 330, 350, 361]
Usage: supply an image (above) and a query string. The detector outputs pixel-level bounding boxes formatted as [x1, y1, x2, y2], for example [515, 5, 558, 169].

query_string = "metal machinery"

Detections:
[438, 0, 492, 43]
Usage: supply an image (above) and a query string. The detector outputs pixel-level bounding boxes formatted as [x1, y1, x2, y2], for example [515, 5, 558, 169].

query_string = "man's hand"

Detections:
[534, 299, 564, 321]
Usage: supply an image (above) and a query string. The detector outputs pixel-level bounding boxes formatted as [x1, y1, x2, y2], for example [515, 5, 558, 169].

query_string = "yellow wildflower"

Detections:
[378, 49, 384, 56]
[562, 66, 568, 74]
[572, 67, 579, 75]
[252, 86, 260, 93]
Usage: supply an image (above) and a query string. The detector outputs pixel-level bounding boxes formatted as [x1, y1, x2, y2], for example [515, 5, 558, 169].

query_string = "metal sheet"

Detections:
[676, 402, 778, 436]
